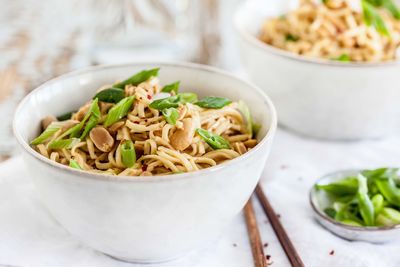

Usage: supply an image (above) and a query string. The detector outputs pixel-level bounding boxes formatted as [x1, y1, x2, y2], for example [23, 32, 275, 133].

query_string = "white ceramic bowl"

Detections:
[13, 62, 277, 263]
[310, 170, 400, 243]
[234, 0, 400, 140]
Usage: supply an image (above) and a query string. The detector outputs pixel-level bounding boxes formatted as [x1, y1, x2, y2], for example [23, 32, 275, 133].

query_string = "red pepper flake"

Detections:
[133, 121, 139, 124]
[147, 95, 152, 100]
[263, 243, 269, 248]
[141, 164, 148, 171]
[329, 250, 335, 256]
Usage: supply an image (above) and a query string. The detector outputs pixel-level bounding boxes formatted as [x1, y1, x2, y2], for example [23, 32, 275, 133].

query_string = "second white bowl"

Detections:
[234, 0, 400, 140]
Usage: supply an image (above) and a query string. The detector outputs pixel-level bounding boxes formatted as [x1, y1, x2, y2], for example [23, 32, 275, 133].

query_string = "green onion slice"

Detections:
[177, 92, 198, 104]
[57, 112, 73, 121]
[121, 140, 136, 168]
[48, 138, 80, 149]
[69, 159, 82, 169]
[93, 88, 125, 103]
[196, 128, 231, 150]
[113, 68, 160, 89]
[161, 81, 180, 94]
[195, 96, 232, 109]
[162, 107, 180, 125]
[31, 122, 62, 145]
[80, 101, 101, 139]
[104, 96, 135, 127]
[237, 100, 260, 137]
[362, 0, 390, 36]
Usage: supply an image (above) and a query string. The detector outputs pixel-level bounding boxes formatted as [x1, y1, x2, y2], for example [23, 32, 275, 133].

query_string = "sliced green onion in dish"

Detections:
[69, 159, 82, 170]
[362, 0, 390, 36]
[332, 54, 351, 62]
[237, 100, 259, 138]
[48, 138, 80, 149]
[104, 96, 135, 127]
[58, 98, 100, 140]
[364, 0, 400, 19]
[315, 168, 400, 227]
[315, 177, 359, 196]
[149, 95, 181, 110]
[121, 140, 136, 168]
[80, 100, 101, 139]
[93, 88, 125, 103]
[149, 93, 198, 110]
[285, 33, 299, 42]
[162, 107, 180, 125]
[195, 97, 232, 109]
[161, 81, 180, 94]
[113, 68, 160, 89]
[30, 122, 62, 145]
[196, 128, 231, 150]
[57, 111, 73, 121]
[177, 92, 198, 104]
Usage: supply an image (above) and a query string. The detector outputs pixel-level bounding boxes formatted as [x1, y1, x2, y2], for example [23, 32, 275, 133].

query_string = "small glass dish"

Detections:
[309, 169, 400, 243]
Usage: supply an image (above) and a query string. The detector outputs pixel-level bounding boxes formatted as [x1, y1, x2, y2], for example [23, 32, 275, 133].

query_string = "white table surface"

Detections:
[1, 128, 400, 267]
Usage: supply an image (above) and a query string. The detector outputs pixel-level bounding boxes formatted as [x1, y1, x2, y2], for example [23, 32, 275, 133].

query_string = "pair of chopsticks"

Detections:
[244, 184, 304, 267]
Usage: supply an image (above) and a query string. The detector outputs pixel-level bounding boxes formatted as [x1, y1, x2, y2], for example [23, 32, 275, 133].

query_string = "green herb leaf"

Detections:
[57, 112, 73, 121]
[195, 96, 232, 109]
[104, 96, 135, 127]
[161, 81, 180, 94]
[48, 138, 80, 149]
[69, 159, 82, 169]
[162, 107, 179, 125]
[93, 88, 125, 103]
[121, 140, 136, 168]
[80, 100, 101, 139]
[285, 33, 299, 42]
[332, 54, 351, 62]
[31, 122, 62, 145]
[196, 128, 231, 150]
[362, 0, 390, 36]
[113, 68, 160, 89]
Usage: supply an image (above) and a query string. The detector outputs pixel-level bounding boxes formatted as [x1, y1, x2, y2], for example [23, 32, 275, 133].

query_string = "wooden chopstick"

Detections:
[255, 184, 305, 267]
[244, 198, 267, 267]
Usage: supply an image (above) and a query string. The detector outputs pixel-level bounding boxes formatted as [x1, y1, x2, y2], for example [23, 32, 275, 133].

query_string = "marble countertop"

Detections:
[1, 129, 400, 267]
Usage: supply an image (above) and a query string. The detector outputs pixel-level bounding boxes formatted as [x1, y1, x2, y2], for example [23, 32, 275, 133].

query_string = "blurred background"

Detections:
[0, 0, 243, 159]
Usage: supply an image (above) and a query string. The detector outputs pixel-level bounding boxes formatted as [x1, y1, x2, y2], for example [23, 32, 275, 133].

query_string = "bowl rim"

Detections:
[233, 1, 400, 68]
[13, 61, 278, 183]
[309, 169, 400, 232]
